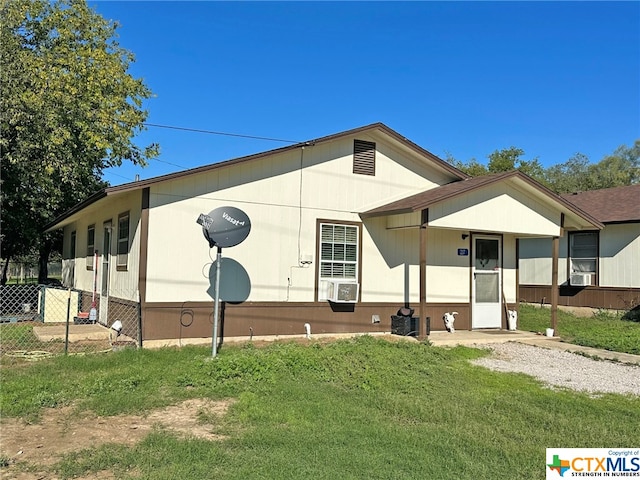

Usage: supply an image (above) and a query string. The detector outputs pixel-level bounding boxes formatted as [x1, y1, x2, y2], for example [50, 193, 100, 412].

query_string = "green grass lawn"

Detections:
[1, 332, 639, 480]
[518, 303, 640, 355]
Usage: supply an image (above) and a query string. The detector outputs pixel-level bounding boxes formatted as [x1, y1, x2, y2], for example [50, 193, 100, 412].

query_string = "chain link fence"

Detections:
[0, 284, 140, 361]
[3, 261, 62, 284]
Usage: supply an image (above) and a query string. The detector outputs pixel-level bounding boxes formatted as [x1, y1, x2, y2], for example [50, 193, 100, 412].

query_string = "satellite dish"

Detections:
[197, 206, 251, 248]
[195, 205, 251, 358]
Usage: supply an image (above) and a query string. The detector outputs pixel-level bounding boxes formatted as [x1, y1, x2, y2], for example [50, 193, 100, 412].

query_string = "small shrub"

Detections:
[622, 305, 640, 322]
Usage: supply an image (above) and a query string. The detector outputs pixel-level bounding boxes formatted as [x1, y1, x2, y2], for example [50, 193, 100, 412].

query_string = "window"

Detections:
[353, 139, 376, 176]
[70, 230, 76, 287]
[86, 225, 95, 269]
[320, 223, 359, 280]
[117, 212, 130, 270]
[70, 231, 76, 259]
[569, 231, 598, 274]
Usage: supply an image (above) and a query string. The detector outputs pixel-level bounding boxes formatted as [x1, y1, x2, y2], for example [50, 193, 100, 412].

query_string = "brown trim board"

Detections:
[140, 301, 472, 341]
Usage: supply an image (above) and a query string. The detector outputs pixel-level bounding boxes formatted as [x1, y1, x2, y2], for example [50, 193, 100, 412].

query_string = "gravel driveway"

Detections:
[471, 342, 640, 396]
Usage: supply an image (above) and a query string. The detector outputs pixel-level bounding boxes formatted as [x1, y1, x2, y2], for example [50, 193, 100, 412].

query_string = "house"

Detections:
[519, 184, 640, 310]
[44, 123, 603, 346]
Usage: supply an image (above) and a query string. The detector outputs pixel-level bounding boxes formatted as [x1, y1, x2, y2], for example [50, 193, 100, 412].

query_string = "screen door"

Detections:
[472, 235, 502, 329]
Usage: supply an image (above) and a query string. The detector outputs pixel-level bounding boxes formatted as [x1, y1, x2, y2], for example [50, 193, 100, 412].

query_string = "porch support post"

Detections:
[515, 238, 520, 315]
[419, 209, 428, 338]
[137, 187, 150, 347]
[551, 235, 559, 333]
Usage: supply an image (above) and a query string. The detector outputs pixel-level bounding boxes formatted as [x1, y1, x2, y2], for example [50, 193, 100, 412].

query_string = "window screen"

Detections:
[117, 212, 130, 269]
[86, 225, 95, 269]
[570, 232, 597, 274]
[320, 223, 359, 280]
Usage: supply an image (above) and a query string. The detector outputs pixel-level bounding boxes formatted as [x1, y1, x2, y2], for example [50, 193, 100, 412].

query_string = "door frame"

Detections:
[471, 234, 502, 329]
[99, 220, 112, 325]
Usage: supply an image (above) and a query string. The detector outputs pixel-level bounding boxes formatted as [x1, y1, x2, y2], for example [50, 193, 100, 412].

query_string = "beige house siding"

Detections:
[519, 237, 569, 285]
[428, 183, 561, 236]
[361, 216, 420, 304]
[520, 223, 639, 288]
[426, 228, 471, 304]
[144, 135, 460, 304]
[502, 234, 518, 303]
[62, 191, 142, 302]
[47, 125, 605, 338]
[599, 223, 640, 288]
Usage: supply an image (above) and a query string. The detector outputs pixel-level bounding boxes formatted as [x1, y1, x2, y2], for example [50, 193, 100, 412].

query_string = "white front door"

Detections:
[472, 235, 502, 329]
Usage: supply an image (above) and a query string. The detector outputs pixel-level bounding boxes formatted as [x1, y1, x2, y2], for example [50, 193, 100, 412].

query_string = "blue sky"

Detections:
[91, 1, 640, 186]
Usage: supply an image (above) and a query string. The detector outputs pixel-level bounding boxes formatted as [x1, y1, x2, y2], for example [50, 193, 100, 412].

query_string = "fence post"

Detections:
[64, 288, 71, 355]
[136, 290, 142, 348]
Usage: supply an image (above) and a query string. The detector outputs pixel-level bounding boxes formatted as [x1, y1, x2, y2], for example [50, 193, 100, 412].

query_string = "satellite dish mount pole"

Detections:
[197, 207, 251, 359]
[212, 246, 222, 358]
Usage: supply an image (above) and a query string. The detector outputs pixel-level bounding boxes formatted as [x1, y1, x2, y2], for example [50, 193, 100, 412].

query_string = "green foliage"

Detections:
[542, 153, 592, 194]
[587, 140, 640, 188]
[0, 323, 38, 345]
[487, 146, 546, 180]
[444, 152, 488, 177]
[0, 0, 159, 278]
[542, 141, 640, 193]
[518, 303, 640, 355]
[447, 146, 547, 184]
[1, 337, 634, 479]
[446, 140, 639, 194]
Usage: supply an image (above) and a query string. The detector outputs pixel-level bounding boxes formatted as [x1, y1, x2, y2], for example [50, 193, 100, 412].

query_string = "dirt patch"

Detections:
[0, 398, 234, 480]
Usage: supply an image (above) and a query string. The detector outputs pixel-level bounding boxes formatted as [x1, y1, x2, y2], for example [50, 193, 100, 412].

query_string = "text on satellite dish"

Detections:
[223, 211, 245, 226]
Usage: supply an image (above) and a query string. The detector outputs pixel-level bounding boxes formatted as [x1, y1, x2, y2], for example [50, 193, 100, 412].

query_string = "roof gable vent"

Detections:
[353, 139, 376, 176]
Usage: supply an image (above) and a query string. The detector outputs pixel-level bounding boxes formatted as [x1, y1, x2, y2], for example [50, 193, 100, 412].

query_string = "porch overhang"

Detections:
[359, 171, 603, 335]
[360, 171, 603, 236]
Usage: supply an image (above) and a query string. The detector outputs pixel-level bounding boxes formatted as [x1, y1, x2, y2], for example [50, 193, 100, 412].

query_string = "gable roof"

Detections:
[44, 123, 467, 232]
[361, 170, 604, 230]
[561, 184, 640, 224]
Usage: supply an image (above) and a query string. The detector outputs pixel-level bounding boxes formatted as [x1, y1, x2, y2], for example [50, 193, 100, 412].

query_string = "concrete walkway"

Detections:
[427, 329, 640, 365]
[34, 323, 112, 342]
[33, 324, 136, 345]
[31, 324, 640, 366]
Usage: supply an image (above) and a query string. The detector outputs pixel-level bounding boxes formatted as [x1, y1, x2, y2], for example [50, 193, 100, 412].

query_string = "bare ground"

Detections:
[0, 398, 234, 480]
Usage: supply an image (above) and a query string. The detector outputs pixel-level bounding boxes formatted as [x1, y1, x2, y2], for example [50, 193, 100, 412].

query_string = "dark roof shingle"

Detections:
[561, 184, 640, 223]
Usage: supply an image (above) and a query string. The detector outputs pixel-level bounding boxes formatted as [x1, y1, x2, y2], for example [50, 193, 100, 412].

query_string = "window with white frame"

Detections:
[319, 223, 360, 300]
[86, 225, 95, 269]
[117, 212, 130, 270]
[569, 231, 598, 274]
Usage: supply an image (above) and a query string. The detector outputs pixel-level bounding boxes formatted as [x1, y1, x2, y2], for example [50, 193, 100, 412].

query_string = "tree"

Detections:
[586, 140, 640, 189]
[448, 141, 639, 194]
[446, 147, 546, 184]
[487, 147, 546, 182]
[543, 141, 639, 193]
[444, 153, 489, 177]
[0, 0, 159, 284]
[543, 153, 592, 194]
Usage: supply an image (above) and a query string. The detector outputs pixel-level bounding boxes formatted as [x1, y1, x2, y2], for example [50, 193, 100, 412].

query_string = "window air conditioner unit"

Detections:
[326, 281, 359, 303]
[570, 273, 591, 286]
